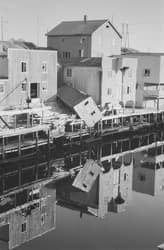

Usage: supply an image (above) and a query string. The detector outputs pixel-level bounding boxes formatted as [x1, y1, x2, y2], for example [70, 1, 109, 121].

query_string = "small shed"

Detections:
[72, 159, 101, 192]
[57, 85, 102, 127]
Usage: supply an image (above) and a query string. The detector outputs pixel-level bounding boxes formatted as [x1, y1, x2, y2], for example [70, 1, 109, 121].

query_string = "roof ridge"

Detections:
[46, 19, 111, 36]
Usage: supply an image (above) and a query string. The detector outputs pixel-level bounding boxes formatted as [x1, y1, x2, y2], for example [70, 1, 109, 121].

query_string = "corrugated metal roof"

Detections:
[46, 19, 122, 38]
[63, 57, 102, 67]
[57, 85, 88, 108]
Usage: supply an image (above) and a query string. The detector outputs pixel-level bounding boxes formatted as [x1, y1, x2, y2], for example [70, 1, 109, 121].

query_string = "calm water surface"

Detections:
[1, 134, 164, 250]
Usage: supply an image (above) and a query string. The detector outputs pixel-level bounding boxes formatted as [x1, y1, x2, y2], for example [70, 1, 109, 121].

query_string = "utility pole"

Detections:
[120, 66, 129, 114]
[1, 16, 4, 41]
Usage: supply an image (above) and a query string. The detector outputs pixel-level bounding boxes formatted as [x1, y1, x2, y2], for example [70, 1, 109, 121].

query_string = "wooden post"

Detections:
[18, 162, 21, 187]
[111, 119, 113, 129]
[47, 129, 51, 177]
[2, 137, 5, 160]
[2, 167, 5, 193]
[31, 113, 33, 127]
[14, 115, 16, 129]
[18, 135, 21, 157]
[27, 113, 30, 128]
[35, 131, 38, 180]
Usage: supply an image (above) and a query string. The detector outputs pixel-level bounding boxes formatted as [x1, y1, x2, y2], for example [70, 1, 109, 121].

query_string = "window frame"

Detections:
[63, 51, 71, 59]
[127, 86, 130, 95]
[144, 69, 150, 77]
[79, 49, 84, 57]
[21, 61, 27, 73]
[42, 61, 48, 73]
[66, 68, 72, 77]
[41, 212, 47, 225]
[0, 83, 5, 93]
[21, 221, 27, 233]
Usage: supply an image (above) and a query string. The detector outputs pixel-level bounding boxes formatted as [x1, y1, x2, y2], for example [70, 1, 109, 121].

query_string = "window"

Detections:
[63, 51, 71, 59]
[41, 213, 46, 225]
[80, 37, 86, 44]
[127, 86, 130, 94]
[0, 83, 4, 93]
[84, 101, 89, 106]
[21, 62, 27, 72]
[107, 88, 112, 95]
[79, 49, 84, 57]
[66, 68, 72, 77]
[139, 173, 146, 181]
[144, 69, 150, 77]
[21, 222, 27, 233]
[22, 83, 27, 91]
[42, 62, 48, 73]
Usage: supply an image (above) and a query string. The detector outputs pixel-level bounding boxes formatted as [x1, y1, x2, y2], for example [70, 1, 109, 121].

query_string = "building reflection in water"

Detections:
[0, 182, 56, 249]
[57, 141, 164, 219]
[1, 136, 164, 248]
[133, 143, 164, 196]
[56, 152, 133, 218]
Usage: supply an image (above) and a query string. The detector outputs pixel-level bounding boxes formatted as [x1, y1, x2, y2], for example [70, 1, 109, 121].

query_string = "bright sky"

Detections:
[0, 0, 164, 52]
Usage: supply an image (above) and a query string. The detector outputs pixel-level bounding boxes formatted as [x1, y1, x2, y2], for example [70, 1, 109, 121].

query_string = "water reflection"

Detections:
[1, 130, 164, 249]
[133, 144, 164, 196]
[56, 142, 164, 220]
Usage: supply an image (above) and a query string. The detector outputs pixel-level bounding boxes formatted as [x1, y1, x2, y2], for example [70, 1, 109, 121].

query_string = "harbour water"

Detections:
[1, 129, 164, 250]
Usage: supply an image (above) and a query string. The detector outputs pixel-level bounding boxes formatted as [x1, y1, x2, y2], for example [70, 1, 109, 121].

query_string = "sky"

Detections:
[0, 0, 164, 52]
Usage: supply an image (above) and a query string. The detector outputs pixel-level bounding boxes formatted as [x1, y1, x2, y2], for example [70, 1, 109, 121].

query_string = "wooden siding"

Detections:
[8, 186, 56, 249]
[1, 49, 57, 109]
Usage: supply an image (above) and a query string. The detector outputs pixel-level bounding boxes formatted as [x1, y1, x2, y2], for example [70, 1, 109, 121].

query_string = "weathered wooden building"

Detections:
[62, 56, 137, 108]
[133, 145, 164, 196]
[46, 16, 122, 60]
[0, 181, 56, 249]
[57, 153, 133, 218]
[122, 52, 164, 109]
[0, 48, 57, 110]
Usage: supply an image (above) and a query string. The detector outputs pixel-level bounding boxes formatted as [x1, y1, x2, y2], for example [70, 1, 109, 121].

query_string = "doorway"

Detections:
[30, 83, 40, 99]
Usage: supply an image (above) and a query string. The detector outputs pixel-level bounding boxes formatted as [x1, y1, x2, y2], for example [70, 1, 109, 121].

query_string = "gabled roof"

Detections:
[46, 19, 122, 38]
[57, 85, 88, 108]
[0, 39, 37, 54]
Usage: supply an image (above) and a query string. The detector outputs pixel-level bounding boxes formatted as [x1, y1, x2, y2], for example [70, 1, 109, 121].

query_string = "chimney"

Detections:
[84, 15, 87, 24]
